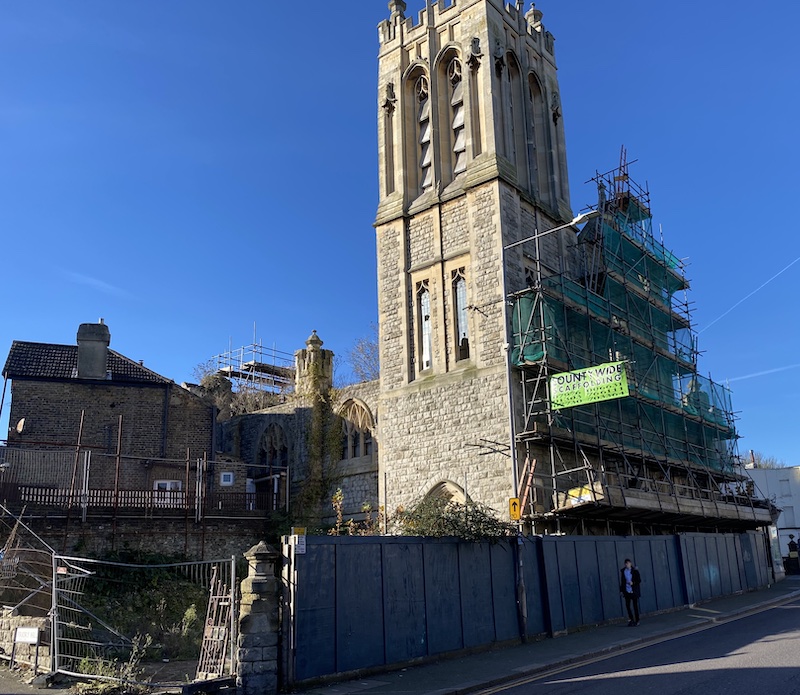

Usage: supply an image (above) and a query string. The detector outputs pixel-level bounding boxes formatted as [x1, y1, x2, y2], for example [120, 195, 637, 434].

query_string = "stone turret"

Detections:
[388, 0, 406, 21]
[294, 331, 333, 400]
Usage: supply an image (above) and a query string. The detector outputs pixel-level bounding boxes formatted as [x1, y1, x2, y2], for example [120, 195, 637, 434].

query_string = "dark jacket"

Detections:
[620, 566, 641, 598]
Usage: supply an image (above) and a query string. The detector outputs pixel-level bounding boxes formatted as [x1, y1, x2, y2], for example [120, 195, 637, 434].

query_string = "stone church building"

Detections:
[2, 0, 774, 539]
[194, 0, 775, 534]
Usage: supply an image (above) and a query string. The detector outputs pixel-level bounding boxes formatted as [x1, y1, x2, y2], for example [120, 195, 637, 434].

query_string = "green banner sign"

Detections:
[550, 361, 629, 409]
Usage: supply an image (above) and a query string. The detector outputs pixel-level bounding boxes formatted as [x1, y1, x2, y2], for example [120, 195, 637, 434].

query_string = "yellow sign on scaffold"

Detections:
[550, 361, 629, 409]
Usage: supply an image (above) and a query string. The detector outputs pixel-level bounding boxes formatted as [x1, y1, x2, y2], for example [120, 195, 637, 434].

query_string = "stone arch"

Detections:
[338, 399, 376, 461]
[338, 398, 375, 431]
[432, 42, 462, 72]
[252, 422, 289, 511]
[258, 422, 288, 469]
[424, 479, 467, 504]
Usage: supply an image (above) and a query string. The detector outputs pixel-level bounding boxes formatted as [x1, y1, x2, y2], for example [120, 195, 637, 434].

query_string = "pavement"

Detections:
[299, 575, 800, 695]
[1, 578, 797, 694]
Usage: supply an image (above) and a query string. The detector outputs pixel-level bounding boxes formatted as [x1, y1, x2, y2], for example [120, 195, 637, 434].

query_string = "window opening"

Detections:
[417, 281, 432, 370]
[505, 66, 516, 164]
[364, 429, 373, 456]
[153, 480, 182, 508]
[453, 268, 470, 360]
[340, 402, 375, 461]
[416, 75, 433, 191]
[448, 58, 466, 175]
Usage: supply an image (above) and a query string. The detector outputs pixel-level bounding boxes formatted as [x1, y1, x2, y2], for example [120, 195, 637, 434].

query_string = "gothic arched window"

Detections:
[417, 281, 432, 370]
[452, 267, 470, 361]
[505, 54, 529, 191]
[528, 73, 550, 204]
[448, 57, 467, 177]
[416, 75, 433, 192]
[339, 400, 376, 462]
[259, 423, 288, 470]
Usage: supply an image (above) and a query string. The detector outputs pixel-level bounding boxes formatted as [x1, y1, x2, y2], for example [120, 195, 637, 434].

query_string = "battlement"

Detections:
[379, 0, 552, 51]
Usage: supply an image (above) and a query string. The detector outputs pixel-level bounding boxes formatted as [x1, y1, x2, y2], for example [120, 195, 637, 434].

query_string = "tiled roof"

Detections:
[3, 341, 172, 384]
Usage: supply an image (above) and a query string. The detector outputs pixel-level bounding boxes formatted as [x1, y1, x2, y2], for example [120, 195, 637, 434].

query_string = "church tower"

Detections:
[375, 0, 574, 515]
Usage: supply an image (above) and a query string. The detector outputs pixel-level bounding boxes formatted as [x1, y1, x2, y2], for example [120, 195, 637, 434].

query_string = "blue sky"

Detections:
[1, 1, 798, 464]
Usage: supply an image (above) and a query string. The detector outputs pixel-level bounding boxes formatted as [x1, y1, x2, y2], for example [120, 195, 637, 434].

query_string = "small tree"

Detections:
[393, 496, 515, 541]
[328, 489, 384, 536]
[192, 361, 234, 419]
[746, 450, 789, 469]
[345, 324, 379, 383]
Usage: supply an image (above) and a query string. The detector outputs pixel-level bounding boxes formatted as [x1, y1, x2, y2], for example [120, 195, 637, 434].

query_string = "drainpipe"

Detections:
[161, 384, 170, 458]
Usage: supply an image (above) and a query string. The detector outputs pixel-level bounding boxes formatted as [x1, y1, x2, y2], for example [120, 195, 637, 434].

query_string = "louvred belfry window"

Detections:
[416, 75, 433, 191]
[449, 58, 466, 175]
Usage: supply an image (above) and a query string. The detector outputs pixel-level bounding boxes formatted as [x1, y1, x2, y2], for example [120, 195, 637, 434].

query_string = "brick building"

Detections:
[1, 320, 217, 522]
[1, 321, 380, 541]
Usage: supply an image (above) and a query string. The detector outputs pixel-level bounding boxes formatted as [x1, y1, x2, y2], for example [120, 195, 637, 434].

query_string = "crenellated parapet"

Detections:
[379, 1, 554, 55]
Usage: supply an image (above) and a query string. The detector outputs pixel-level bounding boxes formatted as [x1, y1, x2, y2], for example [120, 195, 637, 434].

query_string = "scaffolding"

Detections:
[212, 341, 295, 396]
[510, 155, 774, 533]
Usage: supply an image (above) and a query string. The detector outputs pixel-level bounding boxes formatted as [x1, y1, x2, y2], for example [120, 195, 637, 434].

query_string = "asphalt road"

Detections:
[479, 598, 800, 695]
[0, 667, 53, 695]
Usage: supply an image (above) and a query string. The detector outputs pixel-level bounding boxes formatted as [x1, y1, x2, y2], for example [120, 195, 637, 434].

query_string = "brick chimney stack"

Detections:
[76, 319, 111, 379]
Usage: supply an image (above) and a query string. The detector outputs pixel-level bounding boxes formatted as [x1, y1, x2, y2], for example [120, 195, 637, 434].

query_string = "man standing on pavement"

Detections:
[620, 558, 641, 626]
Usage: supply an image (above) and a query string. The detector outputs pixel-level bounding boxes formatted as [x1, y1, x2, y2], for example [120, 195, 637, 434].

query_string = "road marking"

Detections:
[474, 596, 800, 694]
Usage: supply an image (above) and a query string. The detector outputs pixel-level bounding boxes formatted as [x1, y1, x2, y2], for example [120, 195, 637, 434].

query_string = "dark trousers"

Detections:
[624, 593, 640, 622]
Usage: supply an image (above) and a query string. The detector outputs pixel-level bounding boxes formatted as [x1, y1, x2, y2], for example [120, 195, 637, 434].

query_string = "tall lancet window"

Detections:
[417, 281, 432, 370]
[505, 55, 528, 190]
[416, 75, 433, 191]
[453, 268, 469, 360]
[448, 58, 467, 176]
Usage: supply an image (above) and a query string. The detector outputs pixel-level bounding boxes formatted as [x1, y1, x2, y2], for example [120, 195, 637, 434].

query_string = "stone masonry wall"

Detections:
[376, 178, 575, 517]
[377, 223, 405, 391]
[0, 612, 50, 671]
[380, 367, 512, 515]
[27, 516, 263, 561]
[377, 179, 516, 516]
[441, 196, 469, 258]
[407, 210, 435, 269]
[217, 379, 381, 529]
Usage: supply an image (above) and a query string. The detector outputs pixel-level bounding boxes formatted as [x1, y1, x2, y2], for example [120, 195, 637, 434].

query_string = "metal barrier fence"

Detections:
[52, 554, 237, 688]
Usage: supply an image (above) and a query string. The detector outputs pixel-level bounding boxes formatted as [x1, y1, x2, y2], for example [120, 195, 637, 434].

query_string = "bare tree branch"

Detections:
[345, 324, 379, 383]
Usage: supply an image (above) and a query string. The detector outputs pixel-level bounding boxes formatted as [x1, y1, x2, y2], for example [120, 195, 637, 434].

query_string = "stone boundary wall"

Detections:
[0, 612, 50, 671]
[20, 517, 263, 561]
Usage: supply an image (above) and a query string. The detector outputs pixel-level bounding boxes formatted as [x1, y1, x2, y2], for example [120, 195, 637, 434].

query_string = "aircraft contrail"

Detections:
[700, 254, 800, 334]
[727, 363, 800, 383]
[63, 271, 132, 298]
